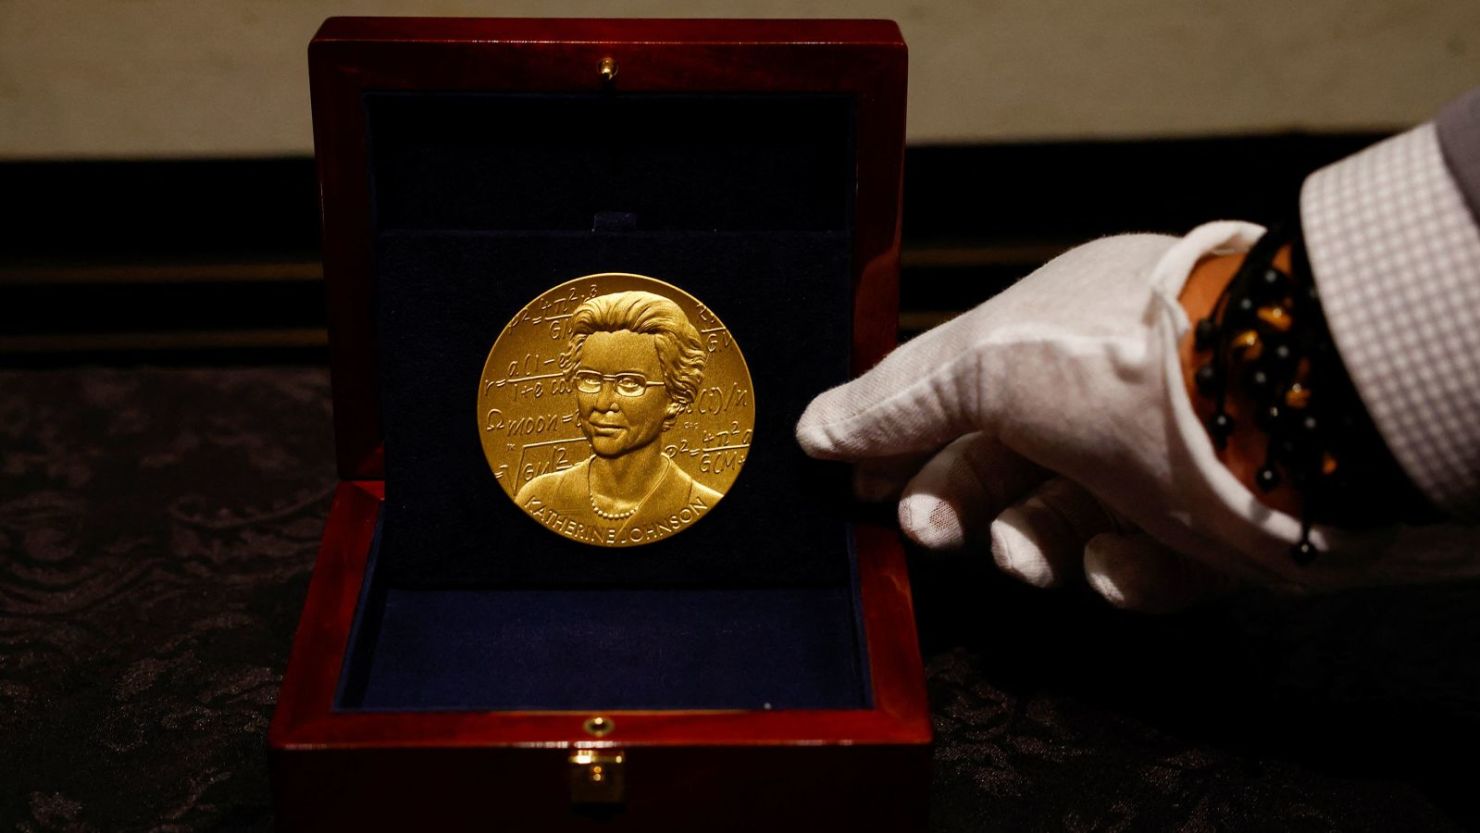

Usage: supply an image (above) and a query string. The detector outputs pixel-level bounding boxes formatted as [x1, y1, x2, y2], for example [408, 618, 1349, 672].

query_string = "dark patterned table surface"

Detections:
[2, 367, 1476, 832]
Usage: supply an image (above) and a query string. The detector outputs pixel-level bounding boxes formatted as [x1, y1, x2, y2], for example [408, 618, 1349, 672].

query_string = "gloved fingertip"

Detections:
[793, 413, 837, 459]
[793, 420, 840, 458]
[1082, 556, 1132, 609]
[795, 392, 858, 460]
[989, 513, 1058, 588]
[898, 492, 965, 550]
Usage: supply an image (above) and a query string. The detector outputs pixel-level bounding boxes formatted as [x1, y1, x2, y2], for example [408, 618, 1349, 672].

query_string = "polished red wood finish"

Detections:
[272, 18, 923, 831]
[270, 484, 928, 830]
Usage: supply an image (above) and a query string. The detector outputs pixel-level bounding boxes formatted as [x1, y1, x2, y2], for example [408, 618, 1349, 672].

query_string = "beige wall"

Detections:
[1, 0, 1477, 159]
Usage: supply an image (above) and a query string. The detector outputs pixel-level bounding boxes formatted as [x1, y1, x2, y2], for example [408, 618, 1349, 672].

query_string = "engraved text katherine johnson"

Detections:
[478, 274, 754, 547]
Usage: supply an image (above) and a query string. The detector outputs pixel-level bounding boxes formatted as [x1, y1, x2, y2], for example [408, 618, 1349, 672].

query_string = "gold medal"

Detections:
[477, 273, 755, 548]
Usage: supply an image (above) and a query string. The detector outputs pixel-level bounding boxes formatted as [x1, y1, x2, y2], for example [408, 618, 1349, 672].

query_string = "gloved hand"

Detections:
[796, 222, 1480, 612]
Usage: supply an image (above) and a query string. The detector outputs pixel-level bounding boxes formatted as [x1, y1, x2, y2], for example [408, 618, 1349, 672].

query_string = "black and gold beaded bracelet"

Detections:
[1190, 223, 1436, 564]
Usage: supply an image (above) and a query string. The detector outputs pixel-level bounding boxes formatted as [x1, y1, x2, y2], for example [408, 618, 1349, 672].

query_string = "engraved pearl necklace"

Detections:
[588, 491, 639, 520]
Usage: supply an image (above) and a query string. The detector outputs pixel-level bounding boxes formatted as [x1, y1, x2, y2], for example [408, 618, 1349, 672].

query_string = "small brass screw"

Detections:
[584, 715, 615, 737]
[599, 57, 618, 83]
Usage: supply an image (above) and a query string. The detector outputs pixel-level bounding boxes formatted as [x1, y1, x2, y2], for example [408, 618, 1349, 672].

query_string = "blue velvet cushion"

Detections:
[337, 527, 870, 711]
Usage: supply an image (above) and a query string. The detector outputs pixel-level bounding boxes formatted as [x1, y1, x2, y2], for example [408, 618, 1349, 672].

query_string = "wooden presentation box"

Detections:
[268, 17, 928, 832]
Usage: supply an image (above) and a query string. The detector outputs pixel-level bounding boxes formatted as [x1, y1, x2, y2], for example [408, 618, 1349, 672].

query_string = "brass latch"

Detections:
[569, 748, 626, 804]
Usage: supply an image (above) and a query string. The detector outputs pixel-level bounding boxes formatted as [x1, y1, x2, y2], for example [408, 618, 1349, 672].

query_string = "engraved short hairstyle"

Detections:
[561, 291, 707, 408]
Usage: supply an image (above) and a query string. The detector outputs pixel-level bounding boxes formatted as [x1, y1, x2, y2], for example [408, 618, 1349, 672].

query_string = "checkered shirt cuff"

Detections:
[1301, 123, 1480, 519]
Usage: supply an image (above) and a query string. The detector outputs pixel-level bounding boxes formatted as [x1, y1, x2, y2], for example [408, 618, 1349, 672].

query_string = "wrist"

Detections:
[1177, 221, 1441, 563]
[1177, 246, 1303, 517]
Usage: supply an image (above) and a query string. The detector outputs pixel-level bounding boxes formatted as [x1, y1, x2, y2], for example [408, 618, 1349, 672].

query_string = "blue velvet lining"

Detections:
[338, 91, 872, 711]
[336, 523, 871, 711]
[374, 229, 855, 587]
[365, 90, 859, 589]
[368, 93, 853, 233]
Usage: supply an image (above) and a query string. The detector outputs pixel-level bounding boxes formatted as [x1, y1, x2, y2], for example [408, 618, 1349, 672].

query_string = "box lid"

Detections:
[311, 17, 907, 481]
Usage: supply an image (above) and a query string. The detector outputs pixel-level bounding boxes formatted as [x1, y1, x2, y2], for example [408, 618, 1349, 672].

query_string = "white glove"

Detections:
[797, 222, 1480, 612]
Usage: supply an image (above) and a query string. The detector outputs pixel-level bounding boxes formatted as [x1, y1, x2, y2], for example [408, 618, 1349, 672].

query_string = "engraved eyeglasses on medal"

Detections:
[572, 370, 666, 398]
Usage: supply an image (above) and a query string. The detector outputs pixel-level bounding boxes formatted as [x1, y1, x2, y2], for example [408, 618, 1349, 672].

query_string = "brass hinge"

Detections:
[569, 747, 626, 804]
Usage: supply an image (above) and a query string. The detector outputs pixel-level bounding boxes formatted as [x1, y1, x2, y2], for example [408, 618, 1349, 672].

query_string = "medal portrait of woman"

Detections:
[514, 290, 723, 543]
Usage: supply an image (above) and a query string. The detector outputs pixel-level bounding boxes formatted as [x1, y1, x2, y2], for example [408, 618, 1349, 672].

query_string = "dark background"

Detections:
[5, 135, 1480, 832]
